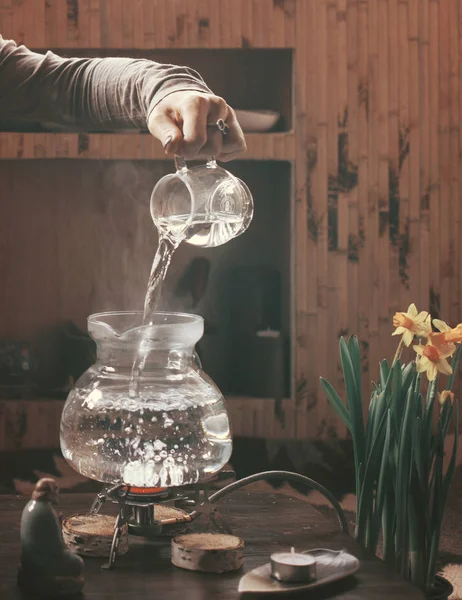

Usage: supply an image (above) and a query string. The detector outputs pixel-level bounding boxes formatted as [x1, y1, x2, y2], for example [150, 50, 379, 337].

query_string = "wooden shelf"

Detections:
[0, 132, 295, 162]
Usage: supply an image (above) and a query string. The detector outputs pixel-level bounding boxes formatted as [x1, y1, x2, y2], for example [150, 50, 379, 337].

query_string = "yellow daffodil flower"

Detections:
[433, 319, 451, 333]
[442, 323, 462, 344]
[392, 304, 431, 346]
[413, 342, 454, 381]
[438, 390, 455, 405]
[428, 331, 457, 358]
[430, 319, 462, 344]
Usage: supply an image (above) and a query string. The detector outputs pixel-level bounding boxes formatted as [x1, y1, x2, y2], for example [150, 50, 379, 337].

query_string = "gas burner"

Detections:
[115, 485, 171, 503]
[81, 470, 348, 571]
[89, 470, 236, 569]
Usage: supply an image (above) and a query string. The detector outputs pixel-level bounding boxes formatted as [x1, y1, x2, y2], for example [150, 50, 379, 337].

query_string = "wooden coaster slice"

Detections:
[171, 533, 245, 573]
[62, 513, 128, 558]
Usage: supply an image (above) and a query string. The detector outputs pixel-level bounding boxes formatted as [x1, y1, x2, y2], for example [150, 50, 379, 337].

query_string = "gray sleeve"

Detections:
[0, 36, 213, 130]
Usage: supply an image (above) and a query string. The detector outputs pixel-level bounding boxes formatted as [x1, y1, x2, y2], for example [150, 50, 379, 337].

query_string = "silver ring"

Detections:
[208, 118, 229, 136]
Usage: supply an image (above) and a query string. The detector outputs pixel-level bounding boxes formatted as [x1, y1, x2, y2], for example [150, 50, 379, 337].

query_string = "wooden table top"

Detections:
[0, 491, 424, 599]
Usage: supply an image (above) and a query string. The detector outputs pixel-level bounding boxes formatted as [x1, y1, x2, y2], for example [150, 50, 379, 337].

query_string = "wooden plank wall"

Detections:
[1, 0, 462, 438]
[0, 0, 295, 49]
[294, 0, 462, 436]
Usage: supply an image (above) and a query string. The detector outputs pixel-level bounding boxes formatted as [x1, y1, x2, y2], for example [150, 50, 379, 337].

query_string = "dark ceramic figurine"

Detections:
[18, 478, 84, 597]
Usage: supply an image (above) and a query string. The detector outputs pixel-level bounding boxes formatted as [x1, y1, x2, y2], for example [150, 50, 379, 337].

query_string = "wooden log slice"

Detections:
[62, 513, 128, 558]
[171, 533, 245, 574]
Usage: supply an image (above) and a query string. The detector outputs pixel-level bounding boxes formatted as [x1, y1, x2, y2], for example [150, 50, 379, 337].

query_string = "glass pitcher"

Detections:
[60, 311, 232, 488]
[150, 157, 254, 248]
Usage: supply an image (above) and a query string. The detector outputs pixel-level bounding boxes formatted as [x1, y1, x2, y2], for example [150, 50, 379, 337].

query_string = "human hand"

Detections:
[148, 91, 247, 162]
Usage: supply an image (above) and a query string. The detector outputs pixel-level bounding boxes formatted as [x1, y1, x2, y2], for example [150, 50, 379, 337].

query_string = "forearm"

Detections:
[0, 37, 212, 129]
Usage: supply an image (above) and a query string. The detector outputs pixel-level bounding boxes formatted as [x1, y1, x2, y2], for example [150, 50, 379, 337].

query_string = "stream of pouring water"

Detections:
[129, 213, 247, 396]
[128, 235, 180, 398]
[141, 236, 179, 327]
[128, 211, 248, 398]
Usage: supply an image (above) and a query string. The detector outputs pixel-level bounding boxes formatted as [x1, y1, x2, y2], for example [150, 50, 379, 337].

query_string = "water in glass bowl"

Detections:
[60, 380, 232, 487]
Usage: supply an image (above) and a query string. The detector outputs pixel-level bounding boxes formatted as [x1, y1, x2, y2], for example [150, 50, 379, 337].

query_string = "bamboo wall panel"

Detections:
[0, 0, 295, 49]
[294, 0, 462, 436]
[0, 132, 295, 161]
[1, 0, 462, 438]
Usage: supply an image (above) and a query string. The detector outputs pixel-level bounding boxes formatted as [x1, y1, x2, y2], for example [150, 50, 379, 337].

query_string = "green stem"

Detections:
[392, 338, 405, 366]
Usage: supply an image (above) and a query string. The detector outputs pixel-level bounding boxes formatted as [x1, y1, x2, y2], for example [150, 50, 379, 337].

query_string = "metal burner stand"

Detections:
[90, 470, 235, 569]
[90, 470, 349, 570]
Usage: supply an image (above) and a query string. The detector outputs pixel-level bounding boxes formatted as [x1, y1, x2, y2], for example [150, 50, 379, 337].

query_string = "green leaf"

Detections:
[427, 438, 444, 588]
[402, 361, 416, 394]
[395, 384, 416, 568]
[369, 410, 392, 553]
[320, 378, 352, 432]
[423, 380, 437, 471]
[414, 417, 425, 491]
[442, 400, 459, 511]
[439, 399, 453, 442]
[382, 479, 396, 566]
[369, 384, 391, 455]
[447, 344, 462, 391]
[409, 483, 426, 588]
[392, 363, 416, 439]
[425, 379, 437, 421]
[340, 337, 365, 493]
[387, 364, 402, 447]
[417, 393, 423, 419]
[392, 359, 403, 402]
[413, 417, 431, 559]
[347, 335, 362, 396]
[426, 400, 457, 590]
[356, 406, 388, 547]
[413, 373, 423, 404]
[365, 390, 378, 456]
[380, 359, 390, 389]
[427, 530, 440, 590]
[370, 360, 398, 454]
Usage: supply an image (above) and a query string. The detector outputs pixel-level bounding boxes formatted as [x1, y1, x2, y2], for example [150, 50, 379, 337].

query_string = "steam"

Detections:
[88, 161, 166, 313]
[82, 161, 216, 319]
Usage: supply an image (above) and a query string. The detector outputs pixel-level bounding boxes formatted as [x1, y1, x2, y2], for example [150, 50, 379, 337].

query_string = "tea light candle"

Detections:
[270, 547, 316, 583]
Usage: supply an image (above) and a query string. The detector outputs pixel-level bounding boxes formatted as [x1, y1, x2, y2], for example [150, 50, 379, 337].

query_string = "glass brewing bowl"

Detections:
[60, 311, 232, 488]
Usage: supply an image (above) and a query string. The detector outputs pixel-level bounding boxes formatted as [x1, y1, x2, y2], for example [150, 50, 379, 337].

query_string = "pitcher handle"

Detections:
[174, 156, 217, 172]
